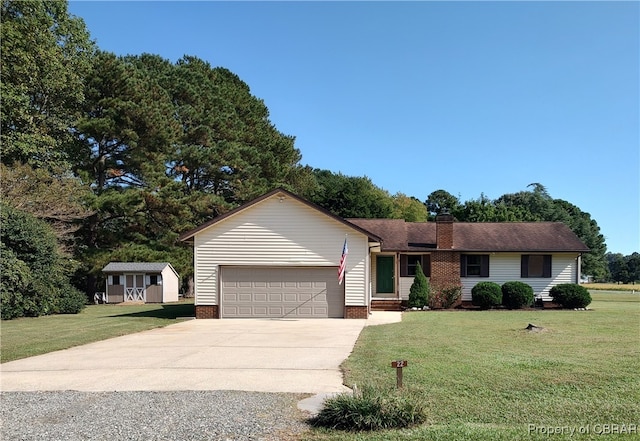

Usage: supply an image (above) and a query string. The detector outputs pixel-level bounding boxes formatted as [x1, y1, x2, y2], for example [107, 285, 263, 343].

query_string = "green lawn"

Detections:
[0, 299, 194, 363]
[305, 292, 640, 440]
[2, 293, 638, 440]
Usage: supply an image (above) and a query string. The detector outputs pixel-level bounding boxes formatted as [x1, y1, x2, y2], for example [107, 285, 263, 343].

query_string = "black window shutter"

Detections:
[400, 254, 408, 277]
[543, 255, 552, 278]
[521, 255, 529, 278]
[460, 254, 467, 277]
[481, 255, 490, 277]
[423, 254, 431, 277]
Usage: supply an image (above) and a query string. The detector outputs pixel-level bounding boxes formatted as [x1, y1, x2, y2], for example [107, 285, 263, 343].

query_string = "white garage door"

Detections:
[220, 267, 344, 318]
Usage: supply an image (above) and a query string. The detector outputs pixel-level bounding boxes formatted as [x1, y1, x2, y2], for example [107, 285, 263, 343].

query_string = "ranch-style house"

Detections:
[180, 188, 589, 319]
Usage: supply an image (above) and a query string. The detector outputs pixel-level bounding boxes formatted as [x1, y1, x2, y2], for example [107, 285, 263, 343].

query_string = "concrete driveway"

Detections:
[0, 312, 401, 394]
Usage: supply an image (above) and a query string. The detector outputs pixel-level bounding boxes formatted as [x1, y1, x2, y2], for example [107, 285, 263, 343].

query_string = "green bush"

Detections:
[550, 284, 592, 308]
[55, 286, 87, 314]
[0, 204, 85, 319]
[408, 262, 430, 308]
[471, 281, 502, 309]
[310, 383, 426, 431]
[501, 281, 534, 309]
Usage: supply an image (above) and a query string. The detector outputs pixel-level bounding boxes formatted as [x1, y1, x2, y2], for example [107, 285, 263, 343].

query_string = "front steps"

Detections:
[371, 299, 404, 311]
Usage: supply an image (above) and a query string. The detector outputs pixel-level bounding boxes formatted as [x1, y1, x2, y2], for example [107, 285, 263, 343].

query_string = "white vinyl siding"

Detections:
[460, 253, 580, 302]
[161, 265, 180, 303]
[399, 276, 413, 301]
[193, 195, 369, 307]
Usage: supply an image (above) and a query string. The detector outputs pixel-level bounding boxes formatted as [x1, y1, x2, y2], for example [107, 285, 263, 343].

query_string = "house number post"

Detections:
[391, 360, 408, 389]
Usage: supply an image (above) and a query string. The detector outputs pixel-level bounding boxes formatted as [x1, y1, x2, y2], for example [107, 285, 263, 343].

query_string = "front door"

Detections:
[124, 274, 145, 302]
[376, 256, 395, 294]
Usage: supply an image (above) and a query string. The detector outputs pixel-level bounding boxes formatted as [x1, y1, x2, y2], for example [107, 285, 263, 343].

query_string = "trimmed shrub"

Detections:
[550, 284, 592, 308]
[501, 281, 534, 309]
[471, 281, 502, 309]
[408, 262, 430, 308]
[310, 383, 426, 431]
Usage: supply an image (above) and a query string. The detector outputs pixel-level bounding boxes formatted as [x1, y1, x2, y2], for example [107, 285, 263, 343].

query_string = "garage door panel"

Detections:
[220, 267, 343, 318]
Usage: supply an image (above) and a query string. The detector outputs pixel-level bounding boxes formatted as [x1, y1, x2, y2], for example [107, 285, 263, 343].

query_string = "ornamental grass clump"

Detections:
[310, 383, 426, 431]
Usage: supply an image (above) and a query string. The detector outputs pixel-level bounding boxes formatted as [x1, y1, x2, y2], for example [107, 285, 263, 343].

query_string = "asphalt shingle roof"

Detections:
[347, 219, 589, 253]
[102, 262, 173, 273]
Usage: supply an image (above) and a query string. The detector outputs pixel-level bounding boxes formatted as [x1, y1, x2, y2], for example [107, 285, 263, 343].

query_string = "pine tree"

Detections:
[408, 262, 430, 308]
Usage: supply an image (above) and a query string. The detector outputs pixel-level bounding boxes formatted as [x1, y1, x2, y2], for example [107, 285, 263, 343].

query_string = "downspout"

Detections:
[396, 252, 401, 300]
[577, 254, 582, 284]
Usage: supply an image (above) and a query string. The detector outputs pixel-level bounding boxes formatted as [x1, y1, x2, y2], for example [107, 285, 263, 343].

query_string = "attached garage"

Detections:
[220, 267, 344, 318]
[179, 188, 382, 319]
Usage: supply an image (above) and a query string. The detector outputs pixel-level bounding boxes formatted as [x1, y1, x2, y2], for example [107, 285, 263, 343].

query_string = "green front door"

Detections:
[376, 256, 395, 294]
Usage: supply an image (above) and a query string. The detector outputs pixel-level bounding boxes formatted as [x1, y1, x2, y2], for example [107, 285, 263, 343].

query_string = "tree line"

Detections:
[1, 1, 617, 318]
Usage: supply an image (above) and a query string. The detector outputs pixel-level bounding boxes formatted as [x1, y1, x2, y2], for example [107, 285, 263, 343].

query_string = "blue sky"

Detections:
[68, 1, 639, 255]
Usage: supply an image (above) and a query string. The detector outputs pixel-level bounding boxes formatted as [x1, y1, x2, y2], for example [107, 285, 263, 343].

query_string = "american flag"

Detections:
[338, 238, 348, 285]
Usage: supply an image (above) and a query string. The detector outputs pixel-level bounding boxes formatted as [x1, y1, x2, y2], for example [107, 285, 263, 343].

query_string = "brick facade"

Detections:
[430, 250, 461, 291]
[195, 305, 219, 319]
[345, 305, 368, 319]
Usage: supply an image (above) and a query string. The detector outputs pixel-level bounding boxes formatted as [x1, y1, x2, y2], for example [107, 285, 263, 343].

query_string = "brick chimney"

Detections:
[435, 211, 454, 249]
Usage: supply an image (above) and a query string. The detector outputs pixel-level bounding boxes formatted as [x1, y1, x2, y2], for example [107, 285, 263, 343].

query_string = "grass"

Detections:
[0, 299, 194, 363]
[304, 292, 640, 440]
[2, 293, 638, 440]
[582, 283, 639, 291]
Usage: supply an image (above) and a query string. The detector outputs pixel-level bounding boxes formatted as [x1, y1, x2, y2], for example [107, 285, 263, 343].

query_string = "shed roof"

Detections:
[102, 262, 179, 275]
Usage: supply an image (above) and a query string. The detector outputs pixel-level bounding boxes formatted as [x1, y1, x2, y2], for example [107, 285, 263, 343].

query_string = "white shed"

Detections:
[102, 262, 180, 303]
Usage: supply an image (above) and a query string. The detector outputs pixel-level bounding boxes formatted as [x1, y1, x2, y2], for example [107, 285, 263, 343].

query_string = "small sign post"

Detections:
[391, 360, 408, 389]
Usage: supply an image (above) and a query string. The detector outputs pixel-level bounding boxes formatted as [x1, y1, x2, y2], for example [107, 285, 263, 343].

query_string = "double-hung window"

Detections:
[460, 254, 489, 277]
[521, 255, 552, 278]
[400, 254, 430, 277]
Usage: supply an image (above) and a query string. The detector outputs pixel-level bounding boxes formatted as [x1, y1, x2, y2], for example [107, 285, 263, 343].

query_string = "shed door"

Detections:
[220, 267, 343, 318]
[124, 274, 145, 302]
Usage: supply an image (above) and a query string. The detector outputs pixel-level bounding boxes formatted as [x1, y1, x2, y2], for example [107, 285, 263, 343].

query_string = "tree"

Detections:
[607, 253, 629, 283]
[72, 53, 308, 295]
[164, 56, 303, 204]
[425, 190, 461, 220]
[308, 169, 394, 218]
[391, 193, 428, 222]
[1, 204, 85, 319]
[408, 262, 430, 308]
[607, 252, 640, 283]
[496, 187, 608, 279]
[74, 51, 179, 191]
[0, 163, 93, 251]
[1, 0, 94, 169]
[627, 253, 640, 283]
[456, 194, 532, 222]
